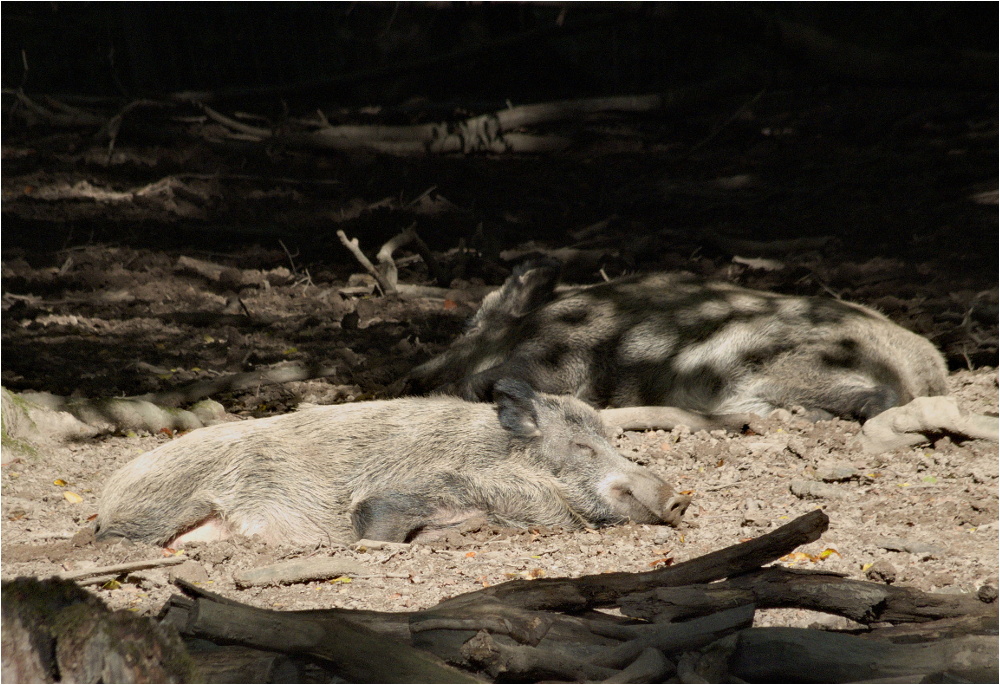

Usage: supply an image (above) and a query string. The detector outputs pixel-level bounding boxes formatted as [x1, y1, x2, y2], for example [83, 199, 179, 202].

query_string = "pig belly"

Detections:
[168, 516, 232, 547]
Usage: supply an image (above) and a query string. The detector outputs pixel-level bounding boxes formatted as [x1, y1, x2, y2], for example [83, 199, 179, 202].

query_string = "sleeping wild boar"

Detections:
[406, 259, 948, 421]
[95, 379, 689, 547]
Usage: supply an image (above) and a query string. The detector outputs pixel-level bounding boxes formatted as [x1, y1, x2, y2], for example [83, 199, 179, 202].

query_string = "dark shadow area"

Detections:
[2, 2, 996, 414]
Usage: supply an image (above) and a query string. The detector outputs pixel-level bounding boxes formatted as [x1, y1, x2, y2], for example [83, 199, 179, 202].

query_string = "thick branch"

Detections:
[725, 628, 997, 683]
[436, 509, 829, 612]
[619, 566, 996, 625]
[162, 596, 479, 683]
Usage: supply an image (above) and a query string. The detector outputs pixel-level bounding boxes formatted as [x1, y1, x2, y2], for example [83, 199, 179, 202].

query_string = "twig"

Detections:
[689, 89, 766, 154]
[336, 230, 389, 295]
[58, 555, 187, 580]
[197, 102, 271, 139]
[375, 224, 425, 294]
[129, 362, 344, 408]
[101, 99, 171, 162]
[278, 239, 299, 275]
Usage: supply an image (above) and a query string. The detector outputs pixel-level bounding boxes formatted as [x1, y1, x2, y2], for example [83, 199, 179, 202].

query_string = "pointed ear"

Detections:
[494, 378, 542, 439]
[495, 258, 562, 319]
[507, 258, 561, 317]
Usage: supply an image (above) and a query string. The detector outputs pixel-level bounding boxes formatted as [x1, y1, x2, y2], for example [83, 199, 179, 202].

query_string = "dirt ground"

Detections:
[2, 85, 998, 631]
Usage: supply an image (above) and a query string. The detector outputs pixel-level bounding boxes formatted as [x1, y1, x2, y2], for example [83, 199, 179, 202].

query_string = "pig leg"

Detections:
[736, 378, 900, 422]
[351, 493, 485, 543]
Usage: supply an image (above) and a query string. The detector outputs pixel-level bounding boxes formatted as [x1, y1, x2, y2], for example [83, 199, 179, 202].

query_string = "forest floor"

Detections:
[2, 84, 997, 630]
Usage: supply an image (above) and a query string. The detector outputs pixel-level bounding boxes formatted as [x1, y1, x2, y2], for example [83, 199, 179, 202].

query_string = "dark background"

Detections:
[2, 1, 997, 401]
[3, 2, 998, 100]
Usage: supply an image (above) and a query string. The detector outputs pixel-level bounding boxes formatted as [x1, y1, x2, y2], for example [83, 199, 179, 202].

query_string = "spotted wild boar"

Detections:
[406, 259, 948, 421]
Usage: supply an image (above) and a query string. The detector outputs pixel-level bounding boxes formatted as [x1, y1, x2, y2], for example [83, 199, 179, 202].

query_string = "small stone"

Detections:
[874, 538, 945, 556]
[71, 527, 96, 547]
[790, 480, 844, 499]
[652, 525, 681, 544]
[865, 560, 897, 584]
[169, 560, 210, 584]
[977, 585, 998, 603]
[815, 463, 857, 482]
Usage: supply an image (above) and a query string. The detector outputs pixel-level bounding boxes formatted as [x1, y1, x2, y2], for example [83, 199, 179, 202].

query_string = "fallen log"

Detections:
[1, 577, 194, 683]
[160, 594, 479, 683]
[719, 627, 997, 683]
[435, 508, 830, 612]
[619, 566, 996, 625]
[859, 395, 999, 453]
[18, 509, 993, 683]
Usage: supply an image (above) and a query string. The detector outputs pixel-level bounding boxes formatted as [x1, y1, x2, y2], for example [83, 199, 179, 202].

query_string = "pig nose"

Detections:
[660, 493, 691, 526]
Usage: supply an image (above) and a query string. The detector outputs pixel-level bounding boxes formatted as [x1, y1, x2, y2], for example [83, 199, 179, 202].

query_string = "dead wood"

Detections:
[601, 406, 753, 433]
[763, 12, 995, 88]
[601, 647, 673, 683]
[205, 94, 666, 155]
[160, 594, 480, 683]
[719, 627, 998, 683]
[375, 224, 421, 293]
[594, 603, 756, 668]
[1, 577, 194, 683]
[4, 358, 352, 442]
[458, 629, 618, 682]
[128, 361, 344, 408]
[337, 229, 392, 294]
[859, 395, 999, 453]
[140, 509, 997, 683]
[174, 254, 270, 288]
[3, 386, 226, 446]
[57, 556, 188, 581]
[2, 386, 99, 449]
[232, 557, 366, 588]
[436, 509, 830, 612]
[338, 226, 490, 301]
[618, 566, 997, 625]
[185, 644, 311, 685]
[864, 613, 1000, 643]
[13, 91, 107, 128]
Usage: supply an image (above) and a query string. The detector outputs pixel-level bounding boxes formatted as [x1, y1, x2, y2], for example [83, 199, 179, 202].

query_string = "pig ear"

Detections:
[494, 378, 542, 439]
[503, 258, 562, 318]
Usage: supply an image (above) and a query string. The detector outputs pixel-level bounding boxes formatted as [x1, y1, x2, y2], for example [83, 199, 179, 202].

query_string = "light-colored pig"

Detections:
[95, 379, 689, 547]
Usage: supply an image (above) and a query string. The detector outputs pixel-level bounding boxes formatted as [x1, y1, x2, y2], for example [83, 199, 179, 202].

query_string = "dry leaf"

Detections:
[63, 491, 83, 504]
[53, 479, 68, 487]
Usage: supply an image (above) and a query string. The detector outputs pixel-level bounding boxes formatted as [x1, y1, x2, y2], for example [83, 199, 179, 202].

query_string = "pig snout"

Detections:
[601, 471, 690, 526]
